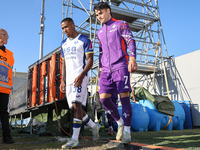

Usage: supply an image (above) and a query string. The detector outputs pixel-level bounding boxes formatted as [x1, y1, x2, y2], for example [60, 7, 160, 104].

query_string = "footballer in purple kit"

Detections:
[94, 2, 138, 143]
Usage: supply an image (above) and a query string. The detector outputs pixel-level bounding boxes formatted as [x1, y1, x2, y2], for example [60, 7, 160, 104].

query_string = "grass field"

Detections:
[0, 127, 200, 150]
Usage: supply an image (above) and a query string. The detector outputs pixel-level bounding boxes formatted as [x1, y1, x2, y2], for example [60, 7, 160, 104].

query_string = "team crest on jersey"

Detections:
[112, 24, 116, 28]
[99, 30, 103, 33]
[74, 41, 78, 44]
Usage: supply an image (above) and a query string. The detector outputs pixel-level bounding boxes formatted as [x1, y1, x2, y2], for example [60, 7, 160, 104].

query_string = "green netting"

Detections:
[131, 87, 175, 116]
[152, 95, 175, 116]
[131, 87, 157, 107]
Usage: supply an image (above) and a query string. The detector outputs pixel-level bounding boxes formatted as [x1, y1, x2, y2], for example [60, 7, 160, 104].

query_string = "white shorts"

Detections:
[65, 78, 88, 109]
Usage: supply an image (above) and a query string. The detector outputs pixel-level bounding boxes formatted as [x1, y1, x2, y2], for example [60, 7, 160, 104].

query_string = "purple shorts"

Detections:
[99, 68, 131, 94]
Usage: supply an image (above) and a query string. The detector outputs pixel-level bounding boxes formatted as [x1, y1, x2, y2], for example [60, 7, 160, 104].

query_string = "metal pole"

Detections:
[70, 0, 73, 18]
[21, 114, 23, 129]
[14, 115, 17, 129]
[89, 0, 93, 106]
[62, 0, 70, 40]
[155, 0, 164, 95]
[157, 0, 169, 58]
[30, 111, 32, 135]
[39, 0, 45, 59]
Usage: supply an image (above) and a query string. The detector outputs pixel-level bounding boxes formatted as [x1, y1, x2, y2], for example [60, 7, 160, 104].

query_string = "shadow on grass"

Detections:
[0, 129, 126, 150]
[1, 128, 200, 150]
[131, 129, 200, 149]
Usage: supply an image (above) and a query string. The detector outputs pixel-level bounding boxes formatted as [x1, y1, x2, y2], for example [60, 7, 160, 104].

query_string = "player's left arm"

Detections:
[120, 21, 138, 73]
[74, 53, 93, 87]
[129, 56, 138, 73]
[74, 38, 93, 87]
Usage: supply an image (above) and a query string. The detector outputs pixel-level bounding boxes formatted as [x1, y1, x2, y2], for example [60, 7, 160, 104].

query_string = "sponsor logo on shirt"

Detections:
[66, 56, 76, 59]
[110, 24, 117, 32]
[99, 30, 103, 33]
[110, 28, 117, 32]
[64, 46, 76, 57]
[76, 95, 81, 98]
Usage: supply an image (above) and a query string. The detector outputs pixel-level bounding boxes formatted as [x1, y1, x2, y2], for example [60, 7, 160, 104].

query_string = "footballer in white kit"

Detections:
[61, 34, 93, 108]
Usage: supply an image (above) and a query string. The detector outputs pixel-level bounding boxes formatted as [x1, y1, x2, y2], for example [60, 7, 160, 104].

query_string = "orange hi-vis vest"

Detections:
[0, 48, 14, 94]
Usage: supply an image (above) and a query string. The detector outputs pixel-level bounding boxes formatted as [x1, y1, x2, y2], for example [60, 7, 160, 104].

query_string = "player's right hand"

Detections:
[60, 81, 66, 93]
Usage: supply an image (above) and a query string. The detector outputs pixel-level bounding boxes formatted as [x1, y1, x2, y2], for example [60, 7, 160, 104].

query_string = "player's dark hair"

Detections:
[61, 18, 74, 24]
[93, 2, 112, 16]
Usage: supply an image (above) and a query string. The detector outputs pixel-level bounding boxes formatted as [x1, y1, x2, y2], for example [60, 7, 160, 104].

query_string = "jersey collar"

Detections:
[0, 45, 6, 52]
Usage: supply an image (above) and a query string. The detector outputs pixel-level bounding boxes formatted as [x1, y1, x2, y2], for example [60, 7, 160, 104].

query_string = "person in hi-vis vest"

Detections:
[0, 28, 14, 144]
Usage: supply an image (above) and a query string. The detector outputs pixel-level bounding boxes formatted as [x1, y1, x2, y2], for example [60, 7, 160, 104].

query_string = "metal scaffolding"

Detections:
[62, 0, 170, 96]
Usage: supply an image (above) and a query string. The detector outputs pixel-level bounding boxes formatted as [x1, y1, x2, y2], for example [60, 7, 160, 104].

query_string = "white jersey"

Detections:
[61, 34, 93, 85]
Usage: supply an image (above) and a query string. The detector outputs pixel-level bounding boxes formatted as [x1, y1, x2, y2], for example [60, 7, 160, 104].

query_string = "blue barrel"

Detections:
[171, 100, 185, 130]
[139, 100, 185, 131]
[116, 102, 149, 132]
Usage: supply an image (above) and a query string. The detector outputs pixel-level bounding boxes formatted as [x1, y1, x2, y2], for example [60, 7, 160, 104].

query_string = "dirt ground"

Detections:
[0, 129, 128, 150]
[1, 127, 200, 150]
[56, 137, 127, 150]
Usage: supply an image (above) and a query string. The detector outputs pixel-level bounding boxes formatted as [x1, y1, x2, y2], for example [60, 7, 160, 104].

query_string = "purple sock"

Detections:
[121, 97, 132, 126]
[100, 97, 120, 121]
[107, 113, 115, 126]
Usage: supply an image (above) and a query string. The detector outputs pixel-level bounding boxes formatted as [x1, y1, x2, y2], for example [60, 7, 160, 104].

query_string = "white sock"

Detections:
[72, 118, 82, 141]
[88, 119, 96, 129]
[82, 114, 88, 121]
[83, 114, 96, 129]
[116, 117, 124, 126]
[124, 126, 131, 134]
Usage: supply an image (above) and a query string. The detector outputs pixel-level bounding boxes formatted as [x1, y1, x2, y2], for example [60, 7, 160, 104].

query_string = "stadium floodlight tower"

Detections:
[62, 0, 170, 98]
[39, 0, 45, 59]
